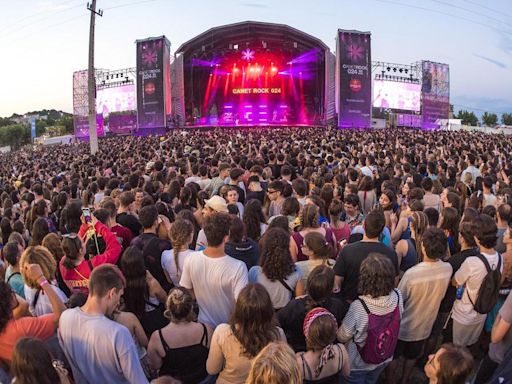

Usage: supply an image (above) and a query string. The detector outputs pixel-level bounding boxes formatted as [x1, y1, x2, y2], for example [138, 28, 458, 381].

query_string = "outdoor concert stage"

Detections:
[72, 21, 450, 138]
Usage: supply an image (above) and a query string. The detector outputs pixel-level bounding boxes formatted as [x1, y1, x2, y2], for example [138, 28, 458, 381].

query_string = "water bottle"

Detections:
[456, 285, 465, 300]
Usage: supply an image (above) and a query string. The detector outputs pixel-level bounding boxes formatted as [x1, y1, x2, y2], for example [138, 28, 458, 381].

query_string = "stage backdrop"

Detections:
[421, 61, 450, 129]
[136, 36, 171, 132]
[336, 30, 372, 128]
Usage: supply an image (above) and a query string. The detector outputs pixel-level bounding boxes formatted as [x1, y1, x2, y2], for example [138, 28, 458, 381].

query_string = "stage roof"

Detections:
[176, 21, 329, 56]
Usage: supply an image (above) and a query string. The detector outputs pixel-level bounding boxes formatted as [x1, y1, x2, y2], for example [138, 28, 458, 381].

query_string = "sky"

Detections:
[0, 0, 511, 118]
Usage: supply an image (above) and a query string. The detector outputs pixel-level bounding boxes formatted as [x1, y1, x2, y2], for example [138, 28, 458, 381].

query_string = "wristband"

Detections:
[39, 279, 49, 288]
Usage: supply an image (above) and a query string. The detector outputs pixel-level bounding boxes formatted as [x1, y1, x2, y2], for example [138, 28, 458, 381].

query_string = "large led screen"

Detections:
[96, 84, 136, 117]
[373, 80, 421, 112]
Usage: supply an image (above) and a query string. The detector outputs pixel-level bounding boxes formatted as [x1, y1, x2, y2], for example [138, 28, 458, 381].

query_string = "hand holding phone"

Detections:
[82, 208, 92, 224]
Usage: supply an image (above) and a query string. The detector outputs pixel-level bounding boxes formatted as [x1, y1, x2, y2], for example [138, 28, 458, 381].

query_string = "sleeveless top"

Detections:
[158, 323, 209, 383]
[293, 228, 335, 262]
[399, 217, 412, 240]
[299, 344, 344, 384]
[401, 238, 418, 272]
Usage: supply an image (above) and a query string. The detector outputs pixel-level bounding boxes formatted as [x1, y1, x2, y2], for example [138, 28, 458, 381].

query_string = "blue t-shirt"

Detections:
[5, 266, 25, 299]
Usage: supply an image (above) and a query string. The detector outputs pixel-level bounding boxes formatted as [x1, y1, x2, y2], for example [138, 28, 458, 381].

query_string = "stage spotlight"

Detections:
[116, 74, 119, 78]
[386, 67, 391, 71]
[234, 44, 238, 50]
[405, 69, 408, 74]
[271, 66, 278, 72]
[399, 68, 403, 73]
[393, 68, 397, 72]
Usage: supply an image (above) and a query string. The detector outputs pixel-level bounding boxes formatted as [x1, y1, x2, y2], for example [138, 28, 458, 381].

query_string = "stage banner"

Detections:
[109, 112, 138, 135]
[74, 114, 105, 140]
[30, 118, 36, 140]
[336, 30, 372, 128]
[136, 36, 171, 131]
[421, 61, 450, 129]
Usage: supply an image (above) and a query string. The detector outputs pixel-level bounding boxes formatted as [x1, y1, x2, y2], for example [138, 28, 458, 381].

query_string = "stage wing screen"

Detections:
[96, 85, 136, 116]
[373, 80, 421, 112]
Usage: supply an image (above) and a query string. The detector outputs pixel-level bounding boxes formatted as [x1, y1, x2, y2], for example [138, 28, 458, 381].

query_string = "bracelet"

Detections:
[39, 279, 49, 288]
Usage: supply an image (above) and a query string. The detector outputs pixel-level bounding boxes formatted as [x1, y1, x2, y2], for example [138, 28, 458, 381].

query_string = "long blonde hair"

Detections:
[246, 342, 302, 384]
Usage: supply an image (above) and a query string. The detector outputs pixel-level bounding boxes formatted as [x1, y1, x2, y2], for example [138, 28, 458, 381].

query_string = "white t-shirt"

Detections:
[195, 229, 207, 250]
[453, 252, 503, 325]
[179, 251, 248, 327]
[24, 283, 68, 317]
[248, 266, 301, 309]
[58, 307, 148, 384]
[161, 248, 195, 287]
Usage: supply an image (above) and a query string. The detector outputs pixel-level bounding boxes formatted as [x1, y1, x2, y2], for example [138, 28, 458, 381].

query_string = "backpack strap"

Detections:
[357, 296, 371, 315]
[87, 259, 94, 272]
[467, 254, 502, 308]
[278, 278, 294, 294]
[6, 271, 21, 284]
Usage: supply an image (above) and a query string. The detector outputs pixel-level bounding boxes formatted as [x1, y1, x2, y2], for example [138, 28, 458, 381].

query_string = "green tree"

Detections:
[455, 110, 479, 126]
[482, 112, 498, 127]
[0, 124, 31, 149]
[35, 119, 47, 137]
[502, 113, 512, 126]
[56, 115, 74, 134]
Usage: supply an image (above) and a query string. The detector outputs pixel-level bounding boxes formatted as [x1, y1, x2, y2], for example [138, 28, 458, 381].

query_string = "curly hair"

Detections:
[244, 199, 266, 241]
[0, 281, 13, 333]
[260, 227, 295, 281]
[20, 246, 57, 289]
[358, 253, 396, 297]
[231, 284, 280, 358]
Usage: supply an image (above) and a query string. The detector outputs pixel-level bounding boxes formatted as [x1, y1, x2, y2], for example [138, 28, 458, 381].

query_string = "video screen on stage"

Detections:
[96, 84, 136, 117]
[184, 49, 325, 126]
[373, 79, 421, 112]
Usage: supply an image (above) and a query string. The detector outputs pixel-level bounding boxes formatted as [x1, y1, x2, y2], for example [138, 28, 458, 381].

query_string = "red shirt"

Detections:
[0, 315, 55, 363]
[60, 221, 122, 294]
[111, 224, 133, 250]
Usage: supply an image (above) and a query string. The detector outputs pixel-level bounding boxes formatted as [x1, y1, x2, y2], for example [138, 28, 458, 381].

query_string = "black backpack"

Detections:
[468, 253, 502, 314]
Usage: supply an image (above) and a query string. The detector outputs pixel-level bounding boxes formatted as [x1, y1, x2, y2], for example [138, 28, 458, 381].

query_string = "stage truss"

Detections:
[371, 61, 422, 84]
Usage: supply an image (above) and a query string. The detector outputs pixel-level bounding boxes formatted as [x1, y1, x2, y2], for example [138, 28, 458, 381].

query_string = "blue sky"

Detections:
[0, 0, 511, 118]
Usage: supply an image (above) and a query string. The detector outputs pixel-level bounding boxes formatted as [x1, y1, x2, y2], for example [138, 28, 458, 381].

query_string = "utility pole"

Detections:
[87, 1, 103, 154]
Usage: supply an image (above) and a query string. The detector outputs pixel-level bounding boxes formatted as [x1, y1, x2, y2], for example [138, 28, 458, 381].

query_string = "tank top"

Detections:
[299, 344, 343, 384]
[401, 238, 418, 272]
[158, 323, 209, 383]
[399, 217, 412, 240]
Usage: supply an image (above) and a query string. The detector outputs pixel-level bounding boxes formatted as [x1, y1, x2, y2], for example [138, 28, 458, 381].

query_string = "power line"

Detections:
[460, 0, 512, 19]
[103, 0, 159, 11]
[0, 2, 86, 38]
[372, 0, 512, 35]
[0, 0, 84, 33]
[429, 0, 512, 28]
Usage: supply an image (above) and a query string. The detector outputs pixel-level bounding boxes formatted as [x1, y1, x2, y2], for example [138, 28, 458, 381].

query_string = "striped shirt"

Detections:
[337, 290, 404, 371]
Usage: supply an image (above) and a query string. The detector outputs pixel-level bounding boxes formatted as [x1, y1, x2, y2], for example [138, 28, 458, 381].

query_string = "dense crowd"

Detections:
[0, 126, 512, 383]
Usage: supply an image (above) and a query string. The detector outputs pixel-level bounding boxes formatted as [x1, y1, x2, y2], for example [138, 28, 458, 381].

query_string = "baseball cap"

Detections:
[205, 195, 229, 213]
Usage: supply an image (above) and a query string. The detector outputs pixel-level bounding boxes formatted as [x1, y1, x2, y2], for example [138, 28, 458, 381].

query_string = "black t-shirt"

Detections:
[225, 238, 259, 271]
[333, 240, 399, 302]
[116, 212, 142, 238]
[277, 296, 347, 352]
[131, 233, 172, 292]
[245, 191, 265, 205]
[439, 247, 479, 312]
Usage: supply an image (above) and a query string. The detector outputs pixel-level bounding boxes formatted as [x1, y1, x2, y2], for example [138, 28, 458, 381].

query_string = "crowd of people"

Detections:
[0, 126, 511, 383]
